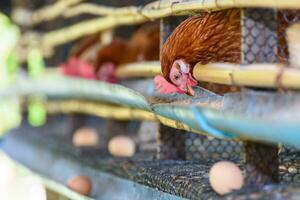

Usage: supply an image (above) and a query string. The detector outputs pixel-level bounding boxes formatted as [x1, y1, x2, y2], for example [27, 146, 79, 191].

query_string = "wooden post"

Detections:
[242, 8, 279, 186]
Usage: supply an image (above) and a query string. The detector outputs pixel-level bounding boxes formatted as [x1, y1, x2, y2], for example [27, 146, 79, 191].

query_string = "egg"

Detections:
[72, 127, 99, 147]
[209, 161, 243, 195]
[108, 135, 136, 157]
[67, 176, 92, 196]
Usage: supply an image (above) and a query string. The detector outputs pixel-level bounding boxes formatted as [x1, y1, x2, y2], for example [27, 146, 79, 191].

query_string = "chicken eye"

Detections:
[174, 74, 181, 80]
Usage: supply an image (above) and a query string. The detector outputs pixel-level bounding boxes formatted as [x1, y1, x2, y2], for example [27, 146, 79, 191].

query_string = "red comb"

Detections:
[60, 57, 96, 79]
[153, 75, 185, 94]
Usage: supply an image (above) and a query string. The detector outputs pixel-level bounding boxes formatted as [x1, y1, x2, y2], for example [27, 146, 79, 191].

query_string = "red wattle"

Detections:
[154, 75, 185, 94]
[60, 57, 96, 80]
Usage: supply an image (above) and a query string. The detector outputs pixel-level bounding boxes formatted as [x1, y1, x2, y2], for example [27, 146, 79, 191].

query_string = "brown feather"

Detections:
[94, 37, 130, 71]
[95, 22, 160, 72]
[128, 22, 160, 61]
[70, 33, 101, 58]
[277, 10, 300, 64]
[161, 9, 241, 81]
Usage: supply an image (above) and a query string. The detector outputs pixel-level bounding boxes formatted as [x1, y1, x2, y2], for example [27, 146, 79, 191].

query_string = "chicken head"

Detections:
[154, 59, 197, 96]
[60, 57, 96, 80]
[96, 62, 118, 83]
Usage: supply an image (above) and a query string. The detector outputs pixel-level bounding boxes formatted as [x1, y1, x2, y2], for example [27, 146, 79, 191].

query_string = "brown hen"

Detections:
[70, 33, 101, 59]
[156, 9, 241, 95]
[60, 33, 102, 80]
[95, 21, 160, 82]
[129, 21, 160, 61]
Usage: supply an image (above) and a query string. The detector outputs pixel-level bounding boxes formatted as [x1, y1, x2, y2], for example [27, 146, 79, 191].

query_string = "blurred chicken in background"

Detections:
[61, 21, 160, 83]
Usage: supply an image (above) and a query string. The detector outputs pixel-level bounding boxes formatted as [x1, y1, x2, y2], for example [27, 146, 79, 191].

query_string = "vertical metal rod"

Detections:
[157, 16, 188, 160]
[157, 124, 186, 160]
[242, 8, 279, 186]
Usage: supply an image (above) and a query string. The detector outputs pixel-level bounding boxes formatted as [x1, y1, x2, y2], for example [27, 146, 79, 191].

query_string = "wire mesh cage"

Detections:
[5, 1, 300, 199]
[185, 134, 243, 161]
[279, 147, 300, 184]
[242, 8, 278, 64]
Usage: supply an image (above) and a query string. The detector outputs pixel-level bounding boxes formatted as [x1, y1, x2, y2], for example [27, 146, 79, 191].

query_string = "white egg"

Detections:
[108, 136, 136, 157]
[209, 161, 243, 195]
[72, 127, 99, 147]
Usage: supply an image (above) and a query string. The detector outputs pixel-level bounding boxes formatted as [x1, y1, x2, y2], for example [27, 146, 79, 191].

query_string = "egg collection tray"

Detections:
[4, 75, 300, 148]
[2, 115, 300, 200]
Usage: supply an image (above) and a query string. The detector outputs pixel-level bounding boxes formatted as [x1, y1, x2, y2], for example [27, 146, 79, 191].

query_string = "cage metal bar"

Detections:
[242, 8, 279, 186]
[157, 15, 188, 160]
[244, 142, 279, 185]
[157, 124, 186, 160]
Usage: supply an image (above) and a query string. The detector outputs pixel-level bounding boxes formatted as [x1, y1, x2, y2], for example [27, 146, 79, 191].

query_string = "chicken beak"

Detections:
[186, 85, 195, 96]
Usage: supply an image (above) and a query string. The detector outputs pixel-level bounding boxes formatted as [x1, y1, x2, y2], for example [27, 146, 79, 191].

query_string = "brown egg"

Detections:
[72, 127, 99, 147]
[108, 135, 136, 157]
[209, 161, 243, 195]
[67, 175, 92, 196]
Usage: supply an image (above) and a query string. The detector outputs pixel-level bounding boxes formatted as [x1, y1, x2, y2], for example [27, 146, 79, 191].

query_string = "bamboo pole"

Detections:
[193, 63, 300, 89]
[31, 0, 85, 25]
[115, 61, 300, 89]
[35, 0, 300, 22]
[46, 100, 156, 121]
[43, 61, 300, 89]
[37, 0, 300, 52]
[42, 15, 147, 51]
[156, 115, 204, 135]
[63, 3, 139, 18]
[44, 99, 204, 134]
[116, 61, 161, 78]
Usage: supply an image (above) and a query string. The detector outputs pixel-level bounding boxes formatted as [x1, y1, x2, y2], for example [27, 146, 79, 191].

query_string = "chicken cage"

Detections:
[2, 0, 300, 200]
